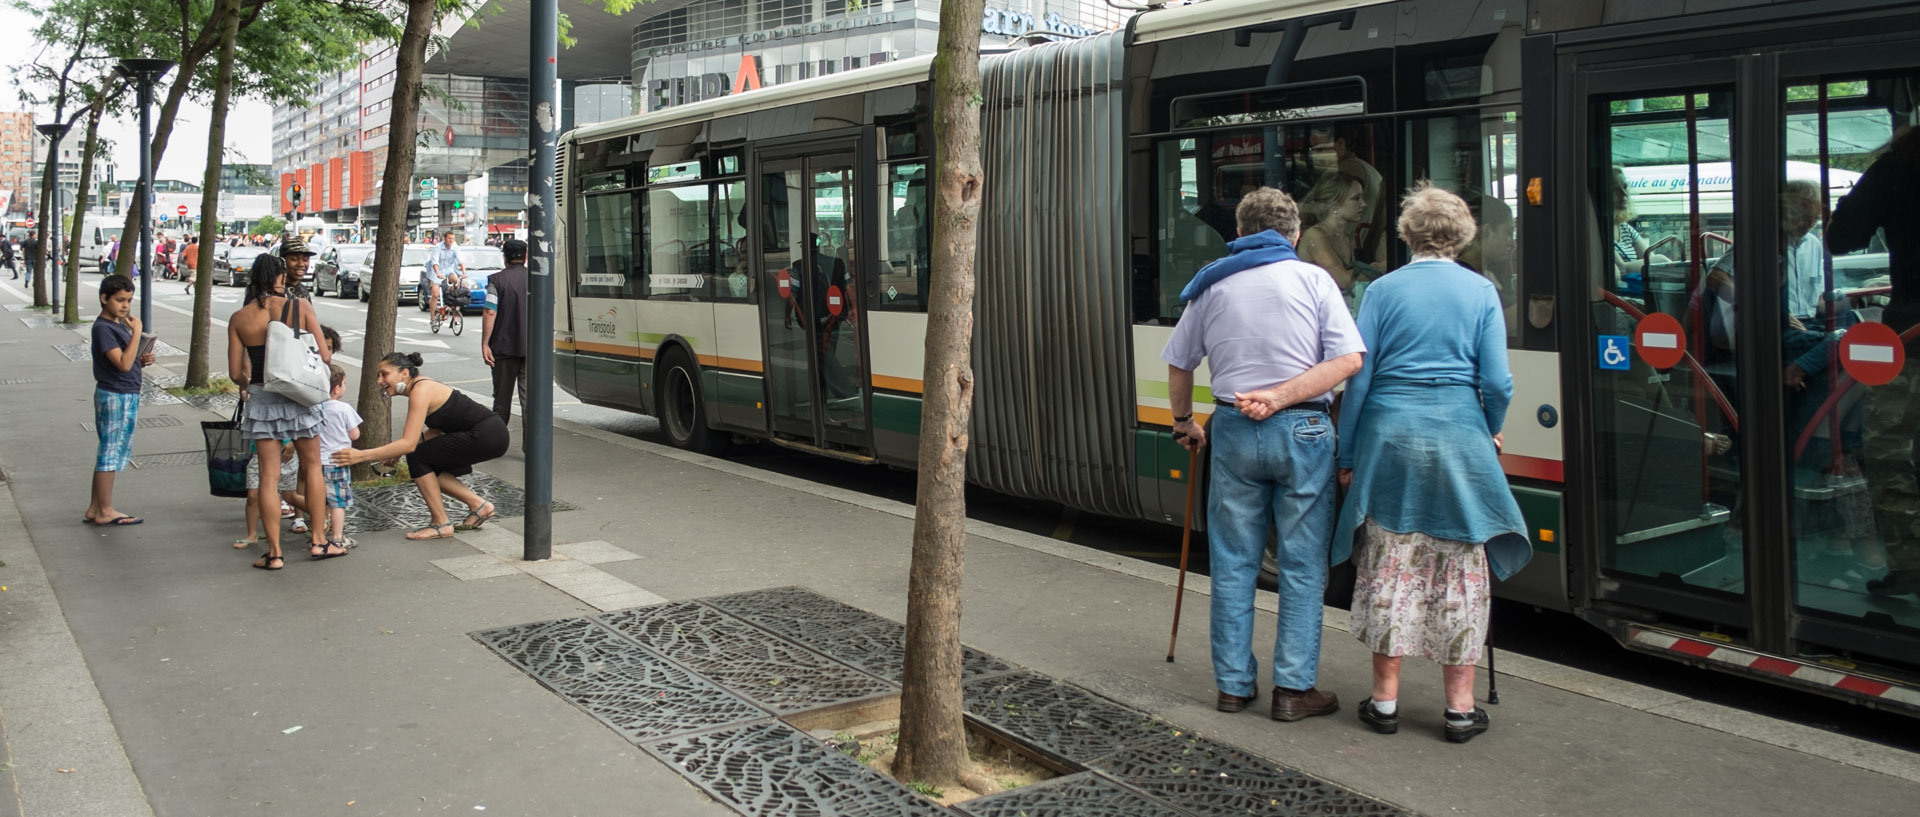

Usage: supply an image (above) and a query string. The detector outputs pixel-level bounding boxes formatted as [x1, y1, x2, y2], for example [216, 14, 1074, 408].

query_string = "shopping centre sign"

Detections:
[643, 12, 905, 59]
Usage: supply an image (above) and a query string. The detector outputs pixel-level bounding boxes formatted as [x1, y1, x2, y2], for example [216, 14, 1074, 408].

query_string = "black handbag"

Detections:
[201, 402, 251, 498]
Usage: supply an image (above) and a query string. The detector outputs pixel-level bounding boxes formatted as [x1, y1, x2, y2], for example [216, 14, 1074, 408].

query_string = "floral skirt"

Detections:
[1349, 518, 1491, 665]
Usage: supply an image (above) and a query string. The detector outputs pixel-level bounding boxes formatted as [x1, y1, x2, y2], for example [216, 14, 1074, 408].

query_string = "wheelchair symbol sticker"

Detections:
[1598, 335, 1630, 371]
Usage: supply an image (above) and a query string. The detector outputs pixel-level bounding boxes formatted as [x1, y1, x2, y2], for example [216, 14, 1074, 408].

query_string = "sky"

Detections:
[0, 3, 275, 188]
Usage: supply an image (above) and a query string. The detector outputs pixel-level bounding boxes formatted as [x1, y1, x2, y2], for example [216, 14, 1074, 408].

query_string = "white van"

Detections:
[76, 213, 119, 273]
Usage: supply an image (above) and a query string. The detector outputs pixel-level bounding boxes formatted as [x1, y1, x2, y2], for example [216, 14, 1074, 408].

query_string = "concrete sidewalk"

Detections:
[1, 288, 1916, 817]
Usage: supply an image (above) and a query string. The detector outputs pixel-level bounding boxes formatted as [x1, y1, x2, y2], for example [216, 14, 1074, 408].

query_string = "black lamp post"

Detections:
[35, 121, 70, 318]
[115, 57, 176, 327]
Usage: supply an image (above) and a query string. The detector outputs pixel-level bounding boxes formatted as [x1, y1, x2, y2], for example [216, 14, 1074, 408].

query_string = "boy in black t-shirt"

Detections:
[86, 274, 154, 526]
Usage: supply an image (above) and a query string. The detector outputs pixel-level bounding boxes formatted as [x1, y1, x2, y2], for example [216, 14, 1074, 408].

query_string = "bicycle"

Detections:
[428, 284, 464, 336]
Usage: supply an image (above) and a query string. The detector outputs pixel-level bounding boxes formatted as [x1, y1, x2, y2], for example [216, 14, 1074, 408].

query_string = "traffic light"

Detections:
[291, 184, 303, 205]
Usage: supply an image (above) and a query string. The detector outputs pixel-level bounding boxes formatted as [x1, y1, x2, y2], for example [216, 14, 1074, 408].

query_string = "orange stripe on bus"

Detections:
[1500, 453, 1564, 482]
[697, 354, 764, 373]
[872, 374, 924, 393]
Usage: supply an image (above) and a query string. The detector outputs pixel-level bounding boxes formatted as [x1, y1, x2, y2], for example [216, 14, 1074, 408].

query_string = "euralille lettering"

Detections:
[646, 13, 899, 58]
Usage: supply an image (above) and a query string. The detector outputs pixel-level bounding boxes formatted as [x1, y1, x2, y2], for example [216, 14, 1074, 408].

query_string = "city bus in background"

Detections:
[549, 0, 1920, 713]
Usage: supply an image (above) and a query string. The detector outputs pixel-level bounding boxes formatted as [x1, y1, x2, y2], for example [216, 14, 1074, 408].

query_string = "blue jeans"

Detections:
[1207, 406, 1336, 695]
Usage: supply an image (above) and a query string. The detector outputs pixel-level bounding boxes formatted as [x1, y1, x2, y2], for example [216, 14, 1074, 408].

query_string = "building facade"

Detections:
[0, 112, 33, 216]
[30, 128, 113, 217]
[633, 0, 1129, 112]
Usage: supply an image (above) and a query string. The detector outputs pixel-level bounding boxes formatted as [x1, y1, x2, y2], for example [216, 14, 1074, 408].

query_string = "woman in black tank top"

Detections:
[332, 352, 508, 539]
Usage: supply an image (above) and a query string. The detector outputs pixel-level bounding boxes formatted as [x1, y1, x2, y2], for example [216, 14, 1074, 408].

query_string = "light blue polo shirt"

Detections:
[1160, 259, 1365, 402]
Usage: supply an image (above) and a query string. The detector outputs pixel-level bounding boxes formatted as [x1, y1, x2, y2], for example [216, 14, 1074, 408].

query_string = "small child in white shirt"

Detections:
[317, 364, 364, 549]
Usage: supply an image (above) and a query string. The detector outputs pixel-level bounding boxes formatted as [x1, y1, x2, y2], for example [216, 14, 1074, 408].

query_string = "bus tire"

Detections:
[658, 348, 727, 456]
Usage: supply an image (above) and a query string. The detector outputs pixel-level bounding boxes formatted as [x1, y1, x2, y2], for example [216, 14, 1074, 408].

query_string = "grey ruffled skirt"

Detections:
[244, 384, 324, 441]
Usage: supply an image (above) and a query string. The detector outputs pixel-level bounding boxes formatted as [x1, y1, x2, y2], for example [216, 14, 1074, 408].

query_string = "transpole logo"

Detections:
[587, 306, 619, 338]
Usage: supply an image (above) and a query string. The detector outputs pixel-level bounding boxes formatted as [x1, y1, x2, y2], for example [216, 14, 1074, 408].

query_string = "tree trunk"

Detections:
[32, 134, 59, 307]
[187, 0, 242, 388]
[62, 103, 102, 324]
[352, 0, 438, 477]
[892, 0, 986, 790]
[111, 64, 201, 278]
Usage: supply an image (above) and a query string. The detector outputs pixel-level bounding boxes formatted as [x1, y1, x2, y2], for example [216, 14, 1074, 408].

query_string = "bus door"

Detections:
[753, 146, 875, 457]
[1572, 58, 1761, 636]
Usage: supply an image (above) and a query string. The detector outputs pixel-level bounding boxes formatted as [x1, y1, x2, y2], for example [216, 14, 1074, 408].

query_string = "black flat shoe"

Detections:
[1358, 697, 1398, 734]
[1444, 708, 1490, 743]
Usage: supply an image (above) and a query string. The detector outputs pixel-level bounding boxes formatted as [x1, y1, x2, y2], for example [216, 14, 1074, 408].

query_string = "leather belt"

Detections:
[1215, 398, 1329, 414]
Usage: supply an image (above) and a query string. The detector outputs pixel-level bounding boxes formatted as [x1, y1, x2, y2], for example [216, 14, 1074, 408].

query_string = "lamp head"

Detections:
[35, 123, 68, 139]
[114, 58, 178, 82]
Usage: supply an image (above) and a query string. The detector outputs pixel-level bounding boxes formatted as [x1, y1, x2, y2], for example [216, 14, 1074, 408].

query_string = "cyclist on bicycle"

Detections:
[427, 231, 463, 316]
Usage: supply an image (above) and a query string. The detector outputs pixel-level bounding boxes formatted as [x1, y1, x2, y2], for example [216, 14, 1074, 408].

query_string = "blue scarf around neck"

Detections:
[1179, 230, 1300, 303]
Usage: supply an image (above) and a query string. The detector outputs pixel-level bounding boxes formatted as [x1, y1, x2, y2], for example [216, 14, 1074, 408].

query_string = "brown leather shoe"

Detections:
[1270, 687, 1340, 721]
[1216, 691, 1256, 713]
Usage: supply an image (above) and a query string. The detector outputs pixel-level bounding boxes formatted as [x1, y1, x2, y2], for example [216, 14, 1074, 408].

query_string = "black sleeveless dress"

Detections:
[408, 388, 509, 478]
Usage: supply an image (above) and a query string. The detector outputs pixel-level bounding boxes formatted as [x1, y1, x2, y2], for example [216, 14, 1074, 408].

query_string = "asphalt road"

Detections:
[113, 271, 1920, 754]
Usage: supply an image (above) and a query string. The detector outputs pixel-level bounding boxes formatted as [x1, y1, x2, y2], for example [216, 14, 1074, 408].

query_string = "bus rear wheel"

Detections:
[658, 348, 727, 456]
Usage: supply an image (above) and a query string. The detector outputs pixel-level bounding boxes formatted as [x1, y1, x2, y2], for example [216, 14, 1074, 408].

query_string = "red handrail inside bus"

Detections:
[1791, 321, 1920, 462]
[1597, 287, 1741, 434]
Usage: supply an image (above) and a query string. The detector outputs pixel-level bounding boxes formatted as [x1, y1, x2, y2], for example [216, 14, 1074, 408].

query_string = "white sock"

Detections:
[1371, 698, 1397, 715]
[1445, 708, 1474, 722]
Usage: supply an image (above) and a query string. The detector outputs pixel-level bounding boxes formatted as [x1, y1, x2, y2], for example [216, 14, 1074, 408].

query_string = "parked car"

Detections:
[313, 244, 374, 299]
[216, 246, 269, 287]
[443, 245, 506, 314]
[350, 246, 431, 303]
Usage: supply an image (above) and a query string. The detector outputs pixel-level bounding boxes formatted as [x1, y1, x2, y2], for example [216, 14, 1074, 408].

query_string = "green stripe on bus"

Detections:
[713, 371, 762, 407]
[1513, 485, 1563, 554]
[1136, 379, 1214, 404]
[1135, 428, 1192, 482]
[873, 392, 922, 436]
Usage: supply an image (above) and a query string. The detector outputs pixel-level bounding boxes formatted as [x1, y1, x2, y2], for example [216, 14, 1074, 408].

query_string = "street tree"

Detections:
[61, 73, 129, 323]
[185, 0, 242, 388]
[893, 0, 988, 791]
[14, 2, 98, 309]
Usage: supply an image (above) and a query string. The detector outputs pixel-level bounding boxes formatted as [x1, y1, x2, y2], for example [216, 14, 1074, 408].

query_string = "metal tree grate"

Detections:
[356, 470, 575, 530]
[598, 601, 897, 714]
[131, 451, 205, 469]
[963, 671, 1161, 763]
[79, 415, 184, 431]
[706, 587, 1018, 684]
[1089, 728, 1414, 817]
[54, 343, 92, 361]
[4, 304, 38, 311]
[956, 772, 1191, 817]
[20, 315, 65, 329]
[0, 378, 36, 385]
[472, 617, 767, 742]
[140, 382, 185, 406]
[644, 720, 949, 817]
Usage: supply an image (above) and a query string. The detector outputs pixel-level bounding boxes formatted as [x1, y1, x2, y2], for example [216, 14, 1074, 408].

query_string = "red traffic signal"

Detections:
[291, 184, 303, 204]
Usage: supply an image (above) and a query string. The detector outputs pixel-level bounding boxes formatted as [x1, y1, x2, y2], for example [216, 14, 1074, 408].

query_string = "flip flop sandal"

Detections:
[232, 538, 254, 549]
[405, 524, 455, 541]
[93, 515, 143, 526]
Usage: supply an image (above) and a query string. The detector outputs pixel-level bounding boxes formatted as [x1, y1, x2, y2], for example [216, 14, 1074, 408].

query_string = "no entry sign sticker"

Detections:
[1633, 312, 1686, 370]
[1841, 321, 1905, 386]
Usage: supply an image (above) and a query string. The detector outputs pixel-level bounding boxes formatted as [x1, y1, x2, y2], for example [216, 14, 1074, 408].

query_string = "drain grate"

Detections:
[79, 415, 185, 431]
[706, 586, 1017, 684]
[131, 451, 205, 469]
[0, 377, 36, 385]
[963, 671, 1161, 763]
[956, 772, 1187, 817]
[472, 617, 767, 742]
[644, 720, 948, 817]
[598, 601, 897, 714]
[1089, 729, 1413, 817]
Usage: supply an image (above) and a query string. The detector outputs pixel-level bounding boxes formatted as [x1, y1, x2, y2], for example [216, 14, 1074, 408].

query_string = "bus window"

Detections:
[875, 161, 929, 312]
[575, 192, 640, 299]
[646, 184, 713, 300]
[1397, 109, 1521, 339]
[1783, 71, 1920, 631]
[714, 181, 749, 301]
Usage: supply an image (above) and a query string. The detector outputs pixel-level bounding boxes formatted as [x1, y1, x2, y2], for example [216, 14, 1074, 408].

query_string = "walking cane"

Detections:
[1166, 445, 1201, 662]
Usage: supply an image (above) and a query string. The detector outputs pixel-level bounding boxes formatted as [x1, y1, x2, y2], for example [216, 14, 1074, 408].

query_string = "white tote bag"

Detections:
[262, 296, 330, 406]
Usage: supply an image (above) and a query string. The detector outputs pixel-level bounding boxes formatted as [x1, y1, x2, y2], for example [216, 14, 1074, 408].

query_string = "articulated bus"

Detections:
[552, 0, 1920, 712]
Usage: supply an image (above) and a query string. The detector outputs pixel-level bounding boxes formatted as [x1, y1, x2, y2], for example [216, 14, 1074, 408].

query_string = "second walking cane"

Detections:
[1166, 445, 1201, 662]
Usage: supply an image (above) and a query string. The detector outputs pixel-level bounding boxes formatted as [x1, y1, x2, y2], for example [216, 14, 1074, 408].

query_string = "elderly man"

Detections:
[1161, 187, 1366, 722]
[427, 231, 464, 317]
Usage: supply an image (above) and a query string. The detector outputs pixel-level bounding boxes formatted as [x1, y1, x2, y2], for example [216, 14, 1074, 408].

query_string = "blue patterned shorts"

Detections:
[93, 388, 140, 472]
[323, 465, 354, 510]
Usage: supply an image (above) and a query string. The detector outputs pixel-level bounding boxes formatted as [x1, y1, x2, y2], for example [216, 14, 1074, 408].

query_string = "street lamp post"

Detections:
[115, 58, 176, 327]
[35, 122, 69, 318]
[524, 0, 558, 562]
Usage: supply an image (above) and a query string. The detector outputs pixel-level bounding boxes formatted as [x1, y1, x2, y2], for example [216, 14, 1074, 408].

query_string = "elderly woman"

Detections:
[1332, 184, 1531, 743]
